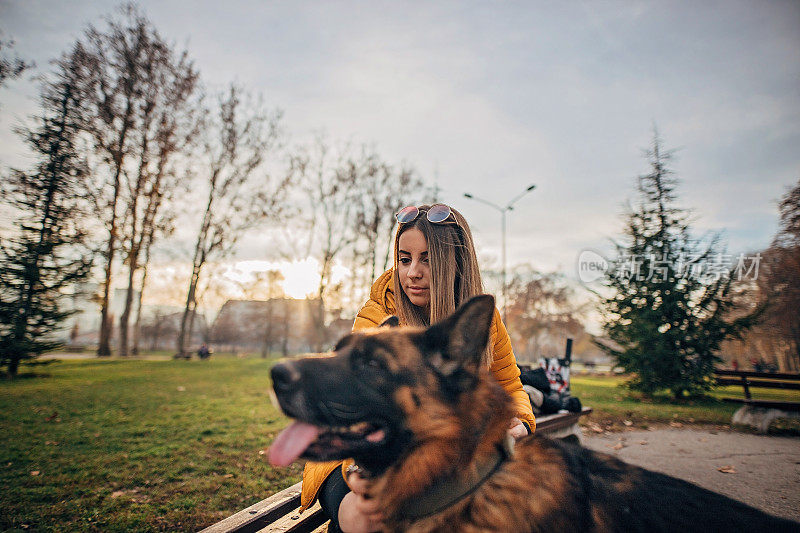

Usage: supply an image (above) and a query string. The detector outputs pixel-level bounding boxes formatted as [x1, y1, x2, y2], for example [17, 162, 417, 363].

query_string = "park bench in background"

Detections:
[200, 407, 593, 533]
[714, 369, 800, 433]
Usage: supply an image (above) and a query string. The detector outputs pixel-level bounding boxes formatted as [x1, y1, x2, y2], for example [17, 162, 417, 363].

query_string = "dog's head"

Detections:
[268, 295, 497, 474]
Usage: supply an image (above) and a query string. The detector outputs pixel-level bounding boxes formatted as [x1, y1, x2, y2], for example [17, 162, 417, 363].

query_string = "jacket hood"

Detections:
[371, 268, 396, 314]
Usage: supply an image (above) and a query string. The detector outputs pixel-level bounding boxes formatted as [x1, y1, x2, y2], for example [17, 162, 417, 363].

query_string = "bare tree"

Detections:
[288, 141, 430, 348]
[0, 34, 33, 92]
[350, 149, 428, 292]
[53, 5, 184, 356]
[290, 138, 362, 350]
[139, 309, 178, 351]
[117, 38, 199, 356]
[175, 85, 291, 357]
[754, 179, 800, 370]
[505, 266, 587, 362]
[130, 210, 176, 355]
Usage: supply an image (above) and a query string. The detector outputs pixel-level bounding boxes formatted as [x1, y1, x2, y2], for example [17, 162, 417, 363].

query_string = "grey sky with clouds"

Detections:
[1, 1, 798, 283]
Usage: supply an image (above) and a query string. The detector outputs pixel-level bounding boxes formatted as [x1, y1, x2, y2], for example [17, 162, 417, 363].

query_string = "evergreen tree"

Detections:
[0, 56, 93, 378]
[597, 132, 759, 398]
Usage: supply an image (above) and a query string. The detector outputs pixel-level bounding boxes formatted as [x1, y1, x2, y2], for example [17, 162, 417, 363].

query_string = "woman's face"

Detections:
[397, 228, 431, 309]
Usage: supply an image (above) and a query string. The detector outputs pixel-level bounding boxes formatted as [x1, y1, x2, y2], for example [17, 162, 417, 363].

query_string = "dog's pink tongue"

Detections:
[269, 421, 320, 466]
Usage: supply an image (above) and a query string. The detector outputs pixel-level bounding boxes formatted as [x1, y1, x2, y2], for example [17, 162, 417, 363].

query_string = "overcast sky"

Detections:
[1, 1, 798, 291]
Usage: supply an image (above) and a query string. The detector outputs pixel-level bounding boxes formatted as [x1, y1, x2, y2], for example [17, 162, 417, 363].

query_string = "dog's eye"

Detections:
[354, 353, 385, 372]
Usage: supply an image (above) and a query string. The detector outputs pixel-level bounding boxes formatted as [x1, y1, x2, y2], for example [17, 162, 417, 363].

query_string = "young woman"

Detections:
[300, 204, 535, 533]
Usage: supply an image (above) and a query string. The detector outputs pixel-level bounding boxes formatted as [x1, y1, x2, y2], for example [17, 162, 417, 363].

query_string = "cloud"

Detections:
[1, 0, 798, 284]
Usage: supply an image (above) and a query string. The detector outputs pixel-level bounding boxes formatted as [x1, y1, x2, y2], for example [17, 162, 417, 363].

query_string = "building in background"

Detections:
[210, 298, 324, 355]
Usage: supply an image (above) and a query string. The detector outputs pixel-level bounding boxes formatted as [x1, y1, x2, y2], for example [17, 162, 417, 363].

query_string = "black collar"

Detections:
[394, 435, 514, 521]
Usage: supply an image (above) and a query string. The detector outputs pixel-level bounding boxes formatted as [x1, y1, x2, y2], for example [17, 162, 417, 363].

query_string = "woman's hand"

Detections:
[507, 417, 528, 440]
[338, 471, 383, 533]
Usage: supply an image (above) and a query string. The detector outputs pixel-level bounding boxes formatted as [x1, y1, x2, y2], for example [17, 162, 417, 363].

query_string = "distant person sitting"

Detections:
[198, 343, 211, 360]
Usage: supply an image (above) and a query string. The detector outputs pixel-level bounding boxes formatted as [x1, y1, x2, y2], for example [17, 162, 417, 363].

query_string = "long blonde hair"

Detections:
[392, 205, 492, 367]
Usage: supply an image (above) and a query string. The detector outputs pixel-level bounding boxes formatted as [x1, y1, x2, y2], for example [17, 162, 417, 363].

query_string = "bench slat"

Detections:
[535, 406, 593, 432]
[715, 378, 800, 391]
[200, 482, 304, 533]
[254, 502, 327, 533]
[722, 398, 800, 411]
[714, 370, 800, 381]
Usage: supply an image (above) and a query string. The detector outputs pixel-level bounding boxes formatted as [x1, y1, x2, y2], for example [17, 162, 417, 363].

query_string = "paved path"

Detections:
[583, 428, 800, 521]
[39, 353, 97, 360]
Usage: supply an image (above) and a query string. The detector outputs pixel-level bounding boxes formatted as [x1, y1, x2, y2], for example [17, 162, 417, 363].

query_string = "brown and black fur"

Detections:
[271, 295, 798, 532]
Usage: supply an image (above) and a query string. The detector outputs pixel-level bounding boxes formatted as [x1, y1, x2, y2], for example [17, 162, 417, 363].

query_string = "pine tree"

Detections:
[597, 132, 759, 398]
[0, 59, 93, 378]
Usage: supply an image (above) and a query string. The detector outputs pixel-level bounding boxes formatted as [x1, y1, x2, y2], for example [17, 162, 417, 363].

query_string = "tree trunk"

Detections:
[119, 124, 152, 357]
[118, 251, 137, 356]
[131, 255, 150, 355]
[7, 358, 19, 379]
[97, 104, 133, 357]
[177, 260, 202, 358]
[177, 175, 216, 358]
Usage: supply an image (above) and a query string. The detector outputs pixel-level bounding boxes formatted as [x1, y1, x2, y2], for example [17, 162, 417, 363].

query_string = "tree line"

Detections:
[0, 5, 428, 376]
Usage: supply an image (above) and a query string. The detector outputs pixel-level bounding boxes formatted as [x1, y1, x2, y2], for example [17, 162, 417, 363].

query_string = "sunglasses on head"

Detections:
[395, 204, 453, 224]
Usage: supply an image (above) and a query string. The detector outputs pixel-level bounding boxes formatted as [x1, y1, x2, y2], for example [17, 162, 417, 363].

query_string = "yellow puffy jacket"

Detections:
[299, 269, 535, 511]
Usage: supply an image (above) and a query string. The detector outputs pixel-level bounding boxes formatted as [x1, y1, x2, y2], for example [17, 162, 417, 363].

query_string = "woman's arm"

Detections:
[489, 307, 536, 433]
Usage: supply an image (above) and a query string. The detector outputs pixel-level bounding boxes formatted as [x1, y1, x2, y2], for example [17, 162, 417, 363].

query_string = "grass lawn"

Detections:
[2, 357, 798, 531]
[571, 374, 800, 432]
[0, 355, 301, 532]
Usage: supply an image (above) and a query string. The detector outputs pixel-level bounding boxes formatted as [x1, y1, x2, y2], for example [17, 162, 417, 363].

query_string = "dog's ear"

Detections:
[422, 295, 495, 379]
[379, 315, 400, 328]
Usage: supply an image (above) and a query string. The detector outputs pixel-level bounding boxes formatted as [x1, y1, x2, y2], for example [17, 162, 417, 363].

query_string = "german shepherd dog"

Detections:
[269, 296, 797, 532]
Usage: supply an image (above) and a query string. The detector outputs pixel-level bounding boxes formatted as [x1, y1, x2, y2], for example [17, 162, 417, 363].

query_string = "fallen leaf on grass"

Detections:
[718, 465, 736, 474]
[258, 449, 266, 455]
[30, 470, 40, 476]
[612, 442, 625, 450]
[177, 386, 186, 392]
[623, 420, 633, 427]
[45, 412, 58, 422]
[669, 421, 684, 428]
[45, 441, 58, 446]
[111, 490, 126, 498]
[639, 440, 648, 445]
[222, 473, 234, 478]
[589, 423, 604, 433]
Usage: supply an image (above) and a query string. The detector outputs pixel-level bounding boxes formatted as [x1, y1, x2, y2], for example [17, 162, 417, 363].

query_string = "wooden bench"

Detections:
[714, 369, 800, 433]
[200, 407, 593, 533]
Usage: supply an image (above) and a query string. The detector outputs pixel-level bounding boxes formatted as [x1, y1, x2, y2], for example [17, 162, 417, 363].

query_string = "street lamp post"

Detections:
[464, 184, 536, 322]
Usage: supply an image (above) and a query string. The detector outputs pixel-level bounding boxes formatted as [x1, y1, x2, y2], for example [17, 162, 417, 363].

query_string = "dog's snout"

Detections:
[271, 361, 301, 393]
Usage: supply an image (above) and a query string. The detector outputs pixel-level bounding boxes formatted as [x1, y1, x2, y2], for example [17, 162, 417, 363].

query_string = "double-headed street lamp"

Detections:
[464, 184, 536, 322]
